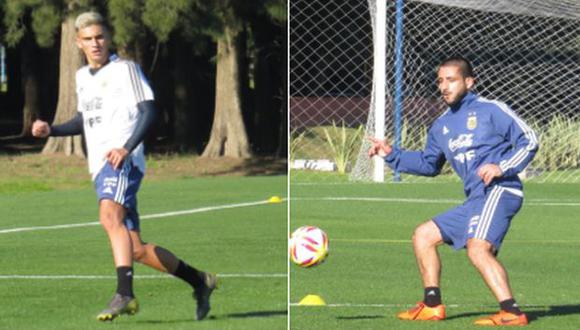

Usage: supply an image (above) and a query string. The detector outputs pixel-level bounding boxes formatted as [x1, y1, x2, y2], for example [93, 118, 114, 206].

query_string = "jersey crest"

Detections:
[467, 115, 477, 130]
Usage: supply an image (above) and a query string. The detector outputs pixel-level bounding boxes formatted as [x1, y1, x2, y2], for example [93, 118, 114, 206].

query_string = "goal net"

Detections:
[290, 0, 580, 183]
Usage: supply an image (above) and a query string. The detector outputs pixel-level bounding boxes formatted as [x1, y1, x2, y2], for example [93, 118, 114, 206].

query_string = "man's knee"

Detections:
[413, 221, 442, 248]
[99, 200, 125, 231]
[466, 239, 494, 264]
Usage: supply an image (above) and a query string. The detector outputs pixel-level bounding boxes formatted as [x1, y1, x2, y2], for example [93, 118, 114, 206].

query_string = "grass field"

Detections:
[0, 171, 287, 330]
[290, 180, 580, 329]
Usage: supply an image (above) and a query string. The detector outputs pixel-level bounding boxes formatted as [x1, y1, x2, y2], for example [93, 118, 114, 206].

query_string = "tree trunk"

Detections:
[42, 13, 85, 157]
[173, 38, 193, 151]
[201, 25, 251, 158]
[276, 18, 288, 158]
[19, 34, 41, 137]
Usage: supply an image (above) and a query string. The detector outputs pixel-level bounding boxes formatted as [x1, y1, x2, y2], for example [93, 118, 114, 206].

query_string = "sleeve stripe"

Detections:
[480, 98, 539, 172]
[501, 149, 529, 173]
[127, 62, 145, 103]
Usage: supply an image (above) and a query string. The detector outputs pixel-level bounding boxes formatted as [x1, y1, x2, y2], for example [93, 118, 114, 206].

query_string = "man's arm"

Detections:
[491, 102, 539, 178]
[368, 128, 446, 177]
[31, 113, 83, 138]
[123, 100, 157, 153]
[105, 100, 157, 169]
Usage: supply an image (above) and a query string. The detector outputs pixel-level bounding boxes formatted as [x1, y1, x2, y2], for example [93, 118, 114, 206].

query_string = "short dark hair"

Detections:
[438, 56, 474, 78]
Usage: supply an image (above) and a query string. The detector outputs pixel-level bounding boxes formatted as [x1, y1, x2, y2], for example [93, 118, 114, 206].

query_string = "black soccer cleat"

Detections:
[96, 293, 139, 321]
[193, 272, 218, 320]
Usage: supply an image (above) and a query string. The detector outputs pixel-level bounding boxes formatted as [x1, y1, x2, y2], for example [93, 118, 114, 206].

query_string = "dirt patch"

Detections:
[146, 154, 287, 179]
[0, 153, 287, 191]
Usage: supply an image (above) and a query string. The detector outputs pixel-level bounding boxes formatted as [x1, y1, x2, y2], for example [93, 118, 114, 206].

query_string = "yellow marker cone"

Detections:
[268, 196, 282, 203]
[298, 294, 326, 306]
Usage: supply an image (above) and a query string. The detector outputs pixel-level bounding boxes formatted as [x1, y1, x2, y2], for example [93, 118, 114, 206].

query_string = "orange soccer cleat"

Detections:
[397, 302, 446, 321]
[474, 310, 529, 326]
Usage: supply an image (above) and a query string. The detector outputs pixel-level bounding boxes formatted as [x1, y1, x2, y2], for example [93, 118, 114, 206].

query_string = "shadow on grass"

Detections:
[0, 136, 43, 154]
[445, 311, 490, 321]
[225, 309, 287, 318]
[136, 310, 287, 324]
[136, 318, 200, 325]
[445, 304, 580, 323]
[526, 304, 580, 322]
[336, 315, 386, 320]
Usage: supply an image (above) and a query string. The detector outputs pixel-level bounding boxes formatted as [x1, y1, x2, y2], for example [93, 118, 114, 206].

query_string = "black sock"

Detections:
[423, 287, 442, 307]
[173, 260, 204, 290]
[116, 266, 134, 297]
[500, 298, 522, 315]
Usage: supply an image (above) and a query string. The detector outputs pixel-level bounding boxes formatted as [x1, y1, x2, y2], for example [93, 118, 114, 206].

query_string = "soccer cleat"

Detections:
[474, 310, 528, 326]
[193, 272, 218, 321]
[397, 301, 446, 321]
[96, 293, 139, 321]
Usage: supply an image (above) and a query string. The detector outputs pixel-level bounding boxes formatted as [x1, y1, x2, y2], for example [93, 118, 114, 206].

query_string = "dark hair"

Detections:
[438, 56, 474, 78]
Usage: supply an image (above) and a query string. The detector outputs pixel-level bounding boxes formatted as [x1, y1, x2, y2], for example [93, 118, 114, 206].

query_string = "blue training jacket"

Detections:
[384, 91, 539, 199]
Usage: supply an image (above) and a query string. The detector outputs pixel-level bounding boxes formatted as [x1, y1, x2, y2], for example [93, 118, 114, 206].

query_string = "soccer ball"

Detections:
[289, 226, 329, 267]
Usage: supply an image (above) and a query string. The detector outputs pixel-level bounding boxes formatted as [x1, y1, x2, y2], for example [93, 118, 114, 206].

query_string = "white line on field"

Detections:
[290, 303, 554, 308]
[0, 199, 286, 235]
[289, 303, 458, 308]
[0, 273, 286, 280]
[290, 197, 580, 206]
[332, 238, 580, 245]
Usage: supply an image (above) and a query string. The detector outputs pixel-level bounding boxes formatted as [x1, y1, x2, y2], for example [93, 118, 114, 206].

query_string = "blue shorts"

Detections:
[94, 160, 144, 231]
[433, 186, 523, 251]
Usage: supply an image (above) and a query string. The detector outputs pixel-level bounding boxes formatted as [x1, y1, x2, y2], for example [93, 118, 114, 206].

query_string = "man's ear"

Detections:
[465, 77, 475, 90]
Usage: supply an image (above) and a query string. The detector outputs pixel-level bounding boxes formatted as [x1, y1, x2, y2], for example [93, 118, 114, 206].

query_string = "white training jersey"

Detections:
[76, 54, 153, 178]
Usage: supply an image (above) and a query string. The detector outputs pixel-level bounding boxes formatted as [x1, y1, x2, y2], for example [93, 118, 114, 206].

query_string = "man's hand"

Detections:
[105, 148, 129, 170]
[31, 120, 51, 138]
[477, 164, 502, 186]
[367, 137, 393, 158]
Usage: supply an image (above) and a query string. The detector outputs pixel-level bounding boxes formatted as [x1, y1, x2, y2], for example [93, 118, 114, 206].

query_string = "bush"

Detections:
[322, 122, 364, 174]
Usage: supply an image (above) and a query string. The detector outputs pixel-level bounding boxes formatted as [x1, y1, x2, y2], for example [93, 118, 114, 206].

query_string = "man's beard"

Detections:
[444, 90, 468, 107]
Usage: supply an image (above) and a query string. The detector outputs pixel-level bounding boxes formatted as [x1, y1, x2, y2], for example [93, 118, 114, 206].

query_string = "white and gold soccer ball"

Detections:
[289, 226, 329, 268]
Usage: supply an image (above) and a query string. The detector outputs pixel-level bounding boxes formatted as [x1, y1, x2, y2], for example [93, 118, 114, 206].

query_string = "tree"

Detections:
[2, 1, 54, 137]
[42, 2, 85, 156]
[247, 0, 286, 156]
[265, 0, 287, 158]
[17, 27, 41, 137]
[202, 1, 251, 158]
[3, 0, 89, 155]
[109, 0, 208, 152]
[140, 0, 197, 151]
[107, 0, 148, 65]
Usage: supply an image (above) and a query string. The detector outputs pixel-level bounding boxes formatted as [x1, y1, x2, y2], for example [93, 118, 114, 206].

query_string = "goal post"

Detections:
[372, 0, 386, 182]
[290, 0, 580, 183]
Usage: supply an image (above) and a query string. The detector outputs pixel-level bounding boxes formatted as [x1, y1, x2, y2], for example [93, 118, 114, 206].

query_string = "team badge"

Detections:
[467, 116, 477, 130]
[468, 215, 480, 234]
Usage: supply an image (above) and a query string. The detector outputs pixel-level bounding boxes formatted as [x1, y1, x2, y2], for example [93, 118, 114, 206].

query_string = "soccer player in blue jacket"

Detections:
[368, 56, 538, 326]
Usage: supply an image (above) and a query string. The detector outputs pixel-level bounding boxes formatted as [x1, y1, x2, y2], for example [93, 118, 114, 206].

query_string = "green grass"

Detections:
[290, 181, 580, 329]
[0, 175, 287, 330]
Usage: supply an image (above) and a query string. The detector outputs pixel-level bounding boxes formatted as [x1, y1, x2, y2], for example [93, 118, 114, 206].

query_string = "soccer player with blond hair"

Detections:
[32, 11, 216, 322]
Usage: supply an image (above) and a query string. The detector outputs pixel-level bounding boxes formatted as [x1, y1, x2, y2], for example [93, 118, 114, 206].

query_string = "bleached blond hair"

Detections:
[74, 12, 106, 31]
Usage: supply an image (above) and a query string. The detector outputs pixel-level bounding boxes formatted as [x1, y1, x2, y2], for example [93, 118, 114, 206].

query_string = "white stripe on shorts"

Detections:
[114, 161, 130, 205]
[474, 186, 503, 240]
